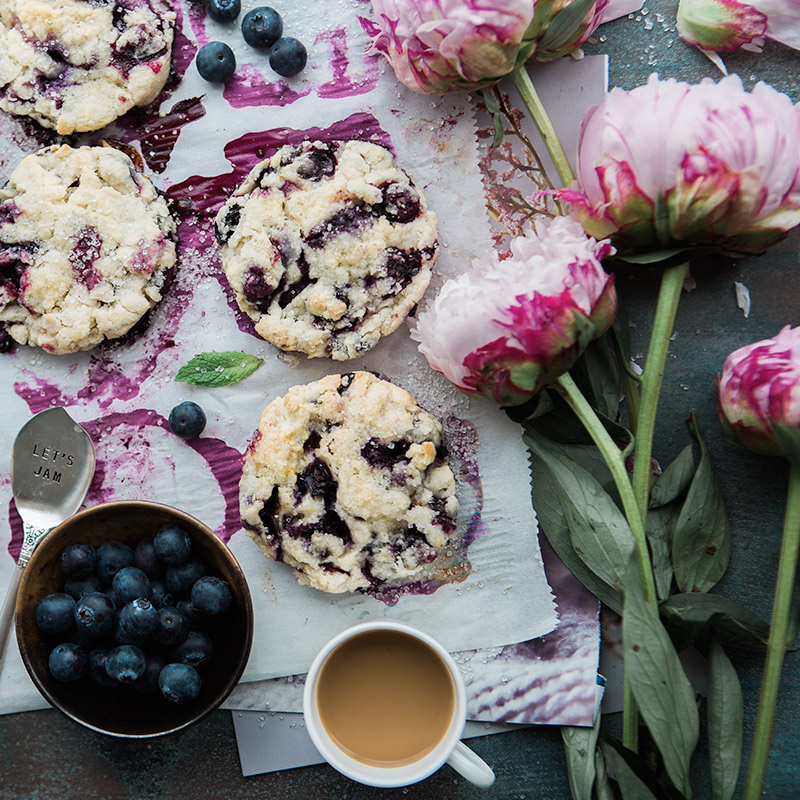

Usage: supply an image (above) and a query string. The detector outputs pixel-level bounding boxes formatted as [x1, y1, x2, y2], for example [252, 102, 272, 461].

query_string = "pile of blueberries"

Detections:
[197, 2, 308, 83]
[36, 525, 233, 705]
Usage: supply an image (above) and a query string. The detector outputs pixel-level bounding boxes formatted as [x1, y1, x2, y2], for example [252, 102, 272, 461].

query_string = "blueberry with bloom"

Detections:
[557, 74, 800, 261]
[414, 216, 616, 406]
[717, 326, 800, 800]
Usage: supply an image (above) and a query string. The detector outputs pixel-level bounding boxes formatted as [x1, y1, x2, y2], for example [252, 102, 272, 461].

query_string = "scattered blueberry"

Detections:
[206, 0, 241, 23]
[269, 37, 307, 77]
[191, 576, 232, 615]
[112, 567, 151, 605]
[241, 7, 282, 49]
[60, 541, 96, 578]
[166, 559, 207, 597]
[134, 537, 164, 579]
[88, 649, 118, 687]
[134, 652, 167, 694]
[105, 645, 147, 684]
[64, 574, 101, 600]
[95, 540, 134, 584]
[74, 592, 116, 639]
[159, 663, 202, 704]
[196, 41, 236, 83]
[49, 643, 88, 682]
[168, 401, 207, 439]
[119, 598, 159, 639]
[153, 524, 192, 565]
[152, 606, 189, 647]
[35, 593, 76, 634]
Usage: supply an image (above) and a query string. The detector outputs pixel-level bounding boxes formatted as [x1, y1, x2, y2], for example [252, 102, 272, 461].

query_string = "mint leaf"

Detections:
[175, 351, 263, 387]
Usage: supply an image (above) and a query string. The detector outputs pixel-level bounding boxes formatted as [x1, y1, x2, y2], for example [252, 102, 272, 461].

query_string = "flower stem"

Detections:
[631, 262, 690, 531]
[510, 67, 576, 187]
[743, 461, 800, 800]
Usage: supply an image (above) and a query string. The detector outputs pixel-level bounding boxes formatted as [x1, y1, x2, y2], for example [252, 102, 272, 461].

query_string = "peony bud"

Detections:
[412, 216, 616, 406]
[557, 74, 800, 261]
[718, 326, 800, 458]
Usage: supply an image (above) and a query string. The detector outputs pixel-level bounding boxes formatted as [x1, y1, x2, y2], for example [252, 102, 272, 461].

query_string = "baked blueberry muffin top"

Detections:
[215, 140, 438, 361]
[240, 371, 459, 594]
[0, 144, 176, 354]
[0, 0, 176, 134]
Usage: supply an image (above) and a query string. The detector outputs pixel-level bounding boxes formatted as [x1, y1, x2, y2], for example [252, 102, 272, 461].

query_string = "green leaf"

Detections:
[525, 430, 635, 594]
[480, 88, 505, 148]
[537, 0, 596, 52]
[650, 445, 696, 508]
[707, 634, 743, 800]
[623, 553, 699, 796]
[774, 421, 800, 465]
[614, 246, 714, 267]
[672, 414, 730, 593]
[647, 505, 677, 601]
[660, 593, 770, 650]
[562, 718, 600, 800]
[570, 335, 622, 421]
[594, 747, 615, 800]
[599, 740, 659, 800]
[175, 351, 264, 387]
[525, 431, 623, 613]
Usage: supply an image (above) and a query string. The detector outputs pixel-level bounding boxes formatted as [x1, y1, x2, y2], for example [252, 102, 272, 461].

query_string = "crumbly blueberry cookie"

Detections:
[240, 371, 459, 594]
[0, 0, 176, 135]
[215, 140, 438, 361]
[0, 144, 176, 354]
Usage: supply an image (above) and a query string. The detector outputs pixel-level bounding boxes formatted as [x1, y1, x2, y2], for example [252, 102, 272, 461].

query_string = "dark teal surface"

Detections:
[1, 1, 799, 797]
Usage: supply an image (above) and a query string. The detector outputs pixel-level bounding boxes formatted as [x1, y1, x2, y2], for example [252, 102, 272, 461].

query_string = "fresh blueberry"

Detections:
[152, 606, 189, 646]
[64, 574, 101, 600]
[269, 37, 307, 77]
[119, 598, 159, 638]
[134, 653, 167, 694]
[134, 537, 165, 579]
[112, 618, 145, 645]
[149, 579, 174, 609]
[153, 524, 192, 565]
[95, 540, 134, 584]
[168, 401, 207, 439]
[88, 649, 118, 686]
[241, 7, 282, 49]
[206, 0, 240, 23]
[60, 541, 96, 578]
[173, 631, 214, 668]
[35, 593, 76, 634]
[175, 599, 205, 630]
[48, 643, 88, 682]
[105, 645, 146, 684]
[191, 576, 232, 615]
[112, 566, 151, 605]
[74, 592, 116, 638]
[159, 663, 202, 704]
[166, 559, 207, 597]
[196, 42, 236, 83]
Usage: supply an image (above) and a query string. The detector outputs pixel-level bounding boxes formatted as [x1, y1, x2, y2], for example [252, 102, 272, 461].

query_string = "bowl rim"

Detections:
[15, 499, 254, 738]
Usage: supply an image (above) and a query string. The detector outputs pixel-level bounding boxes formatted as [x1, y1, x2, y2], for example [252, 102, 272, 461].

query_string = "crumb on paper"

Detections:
[734, 281, 751, 318]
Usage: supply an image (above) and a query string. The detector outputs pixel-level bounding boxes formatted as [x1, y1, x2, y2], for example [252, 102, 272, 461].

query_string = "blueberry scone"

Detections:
[0, 0, 176, 135]
[240, 372, 459, 594]
[0, 144, 176, 354]
[215, 140, 438, 360]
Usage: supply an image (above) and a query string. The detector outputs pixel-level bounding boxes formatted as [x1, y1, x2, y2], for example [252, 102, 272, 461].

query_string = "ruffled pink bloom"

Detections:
[677, 0, 800, 53]
[358, 0, 609, 95]
[718, 326, 800, 457]
[559, 74, 800, 260]
[412, 216, 615, 405]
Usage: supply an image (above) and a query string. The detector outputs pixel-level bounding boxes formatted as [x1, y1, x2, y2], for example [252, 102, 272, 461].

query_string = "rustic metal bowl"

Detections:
[15, 500, 253, 738]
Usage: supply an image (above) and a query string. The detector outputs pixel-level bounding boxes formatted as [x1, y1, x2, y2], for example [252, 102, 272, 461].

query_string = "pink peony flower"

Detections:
[557, 74, 800, 260]
[412, 216, 616, 405]
[718, 326, 800, 458]
[677, 0, 800, 53]
[358, 0, 609, 95]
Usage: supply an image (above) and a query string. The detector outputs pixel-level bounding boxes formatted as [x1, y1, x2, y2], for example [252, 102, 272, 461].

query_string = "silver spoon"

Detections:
[0, 407, 95, 668]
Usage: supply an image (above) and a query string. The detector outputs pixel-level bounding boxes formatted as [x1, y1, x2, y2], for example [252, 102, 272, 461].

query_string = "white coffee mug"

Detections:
[303, 621, 495, 788]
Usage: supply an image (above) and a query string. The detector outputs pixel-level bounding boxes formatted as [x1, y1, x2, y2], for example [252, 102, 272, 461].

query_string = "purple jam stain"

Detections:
[314, 27, 379, 100]
[6, 499, 23, 561]
[223, 66, 313, 109]
[79, 409, 243, 541]
[69, 226, 103, 290]
[137, 96, 206, 174]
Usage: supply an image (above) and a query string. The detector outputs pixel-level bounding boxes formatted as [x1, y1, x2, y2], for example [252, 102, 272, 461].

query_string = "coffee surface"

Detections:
[316, 630, 455, 766]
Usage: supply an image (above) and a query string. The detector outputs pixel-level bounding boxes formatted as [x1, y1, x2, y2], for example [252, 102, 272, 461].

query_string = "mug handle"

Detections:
[447, 741, 496, 788]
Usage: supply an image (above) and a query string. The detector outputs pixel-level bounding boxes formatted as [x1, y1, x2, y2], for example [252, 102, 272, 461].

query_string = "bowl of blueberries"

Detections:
[15, 500, 253, 737]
